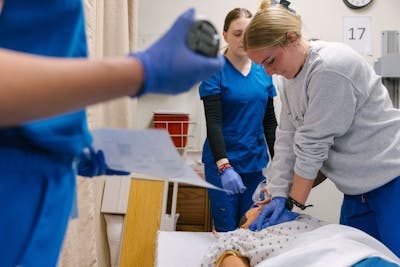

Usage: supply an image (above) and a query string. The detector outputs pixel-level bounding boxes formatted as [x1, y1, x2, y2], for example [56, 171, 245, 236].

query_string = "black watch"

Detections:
[285, 196, 313, 211]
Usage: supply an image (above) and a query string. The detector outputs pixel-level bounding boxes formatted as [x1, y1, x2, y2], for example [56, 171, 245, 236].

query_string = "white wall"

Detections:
[134, 0, 400, 223]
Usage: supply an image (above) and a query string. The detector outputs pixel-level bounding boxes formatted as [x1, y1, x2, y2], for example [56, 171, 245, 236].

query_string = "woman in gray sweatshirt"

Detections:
[242, 0, 400, 257]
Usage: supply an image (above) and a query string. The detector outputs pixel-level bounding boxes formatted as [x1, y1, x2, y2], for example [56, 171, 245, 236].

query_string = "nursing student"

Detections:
[0, 2, 224, 266]
[199, 8, 277, 232]
[244, 0, 400, 257]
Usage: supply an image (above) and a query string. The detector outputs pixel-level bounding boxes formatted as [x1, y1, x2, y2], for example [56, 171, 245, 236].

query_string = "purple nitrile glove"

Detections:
[220, 167, 247, 195]
[130, 8, 225, 96]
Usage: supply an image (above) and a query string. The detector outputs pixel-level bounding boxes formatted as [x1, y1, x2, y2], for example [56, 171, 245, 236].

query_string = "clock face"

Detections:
[343, 0, 373, 9]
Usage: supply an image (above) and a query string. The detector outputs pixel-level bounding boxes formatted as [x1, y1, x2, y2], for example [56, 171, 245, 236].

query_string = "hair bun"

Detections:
[259, 0, 272, 11]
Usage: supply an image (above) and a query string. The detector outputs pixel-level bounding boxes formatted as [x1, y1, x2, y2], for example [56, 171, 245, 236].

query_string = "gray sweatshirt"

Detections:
[267, 41, 400, 197]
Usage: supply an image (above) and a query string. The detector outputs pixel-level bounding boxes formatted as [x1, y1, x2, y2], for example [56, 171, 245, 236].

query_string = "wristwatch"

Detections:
[285, 196, 313, 211]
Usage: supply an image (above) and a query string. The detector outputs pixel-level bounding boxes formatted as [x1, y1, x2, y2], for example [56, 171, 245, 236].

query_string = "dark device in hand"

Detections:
[186, 20, 220, 58]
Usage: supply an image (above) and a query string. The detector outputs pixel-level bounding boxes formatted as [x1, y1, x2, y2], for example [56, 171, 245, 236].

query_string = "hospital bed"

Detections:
[155, 223, 400, 267]
[95, 129, 398, 266]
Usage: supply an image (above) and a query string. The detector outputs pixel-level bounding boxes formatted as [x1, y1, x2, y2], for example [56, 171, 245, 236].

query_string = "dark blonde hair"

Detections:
[244, 0, 302, 50]
[223, 8, 252, 33]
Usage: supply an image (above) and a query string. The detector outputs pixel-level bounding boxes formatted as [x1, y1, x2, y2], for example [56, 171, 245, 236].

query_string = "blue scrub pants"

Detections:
[0, 147, 76, 267]
[340, 176, 400, 258]
[352, 257, 400, 267]
[205, 164, 265, 232]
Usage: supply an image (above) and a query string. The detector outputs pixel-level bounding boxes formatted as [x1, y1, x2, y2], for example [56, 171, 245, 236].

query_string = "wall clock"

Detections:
[343, 0, 373, 9]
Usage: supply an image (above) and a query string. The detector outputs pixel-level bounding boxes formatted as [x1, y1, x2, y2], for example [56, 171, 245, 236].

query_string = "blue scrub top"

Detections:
[0, 0, 92, 156]
[199, 59, 277, 173]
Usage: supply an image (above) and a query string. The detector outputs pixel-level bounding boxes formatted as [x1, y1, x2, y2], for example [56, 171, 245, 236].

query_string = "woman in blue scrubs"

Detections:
[0, 2, 224, 266]
[199, 8, 277, 232]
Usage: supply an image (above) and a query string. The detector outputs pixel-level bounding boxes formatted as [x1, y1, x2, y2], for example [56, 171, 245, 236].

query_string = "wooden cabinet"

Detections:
[120, 179, 164, 267]
[167, 183, 212, 232]
[118, 161, 211, 266]
[119, 178, 211, 267]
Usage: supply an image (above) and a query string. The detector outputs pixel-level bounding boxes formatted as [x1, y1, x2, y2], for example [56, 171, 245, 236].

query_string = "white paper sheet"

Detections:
[91, 128, 221, 190]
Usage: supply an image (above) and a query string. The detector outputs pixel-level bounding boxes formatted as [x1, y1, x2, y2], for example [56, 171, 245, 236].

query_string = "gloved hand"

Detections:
[248, 197, 299, 231]
[77, 147, 130, 177]
[219, 167, 247, 195]
[130, 8, 225, 96]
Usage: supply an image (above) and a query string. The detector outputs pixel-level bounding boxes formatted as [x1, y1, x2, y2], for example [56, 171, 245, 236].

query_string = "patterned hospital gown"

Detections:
[201, 214, 328, 267]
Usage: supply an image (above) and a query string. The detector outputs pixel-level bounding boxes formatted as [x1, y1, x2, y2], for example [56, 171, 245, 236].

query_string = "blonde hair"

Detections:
[243, 0, 302, 50]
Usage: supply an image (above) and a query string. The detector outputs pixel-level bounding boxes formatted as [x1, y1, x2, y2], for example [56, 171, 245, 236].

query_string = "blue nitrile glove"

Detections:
[130, 8, 225, 96]
[258, 208, 299, 230]
[248, 197, 299, 231]
[220, 167, 247, 195]
[77, 148, 130, 177]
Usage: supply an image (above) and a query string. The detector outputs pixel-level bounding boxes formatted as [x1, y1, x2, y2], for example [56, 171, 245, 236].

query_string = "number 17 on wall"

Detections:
[343, 16, 372, 56]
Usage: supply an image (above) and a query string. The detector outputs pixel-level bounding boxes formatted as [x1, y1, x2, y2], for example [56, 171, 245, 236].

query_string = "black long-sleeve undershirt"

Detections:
[264, 97, 277, 158]
[203, 94, 227, 161]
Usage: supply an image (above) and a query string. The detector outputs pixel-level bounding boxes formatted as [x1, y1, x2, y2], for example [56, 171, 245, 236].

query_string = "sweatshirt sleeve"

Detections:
[293, 70, 356, 179]
[266, 69, 357, 198]
[266, 95, 296, 198]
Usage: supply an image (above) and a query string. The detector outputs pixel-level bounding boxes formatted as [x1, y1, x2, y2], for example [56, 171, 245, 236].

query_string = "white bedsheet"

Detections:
[256, 224, 400, 267]
[155, 225, 400, 267]
[156, 231, 215, 267]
